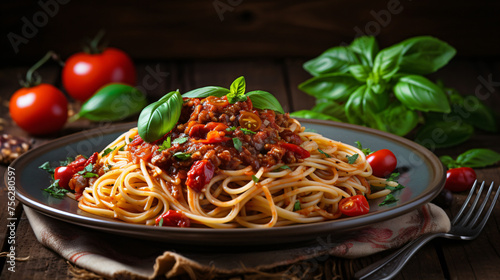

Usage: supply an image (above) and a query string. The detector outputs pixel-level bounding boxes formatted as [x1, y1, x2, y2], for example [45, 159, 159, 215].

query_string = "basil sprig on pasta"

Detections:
[138, 77, 285, 143]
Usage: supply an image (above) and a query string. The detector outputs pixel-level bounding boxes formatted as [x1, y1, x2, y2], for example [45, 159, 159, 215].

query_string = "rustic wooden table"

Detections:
[1, 58, 499, 279]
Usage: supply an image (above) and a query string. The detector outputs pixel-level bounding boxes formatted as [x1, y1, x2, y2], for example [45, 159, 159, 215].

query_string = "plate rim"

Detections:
[9, 119, 445, 245]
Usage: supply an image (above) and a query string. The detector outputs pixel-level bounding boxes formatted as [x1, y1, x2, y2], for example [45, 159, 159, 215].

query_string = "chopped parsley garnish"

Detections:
[159, 217, 164, 227]
[119, 146, 125, 151]
[387, 172, 400, 182]
[233, 138, 243, 151]
[43, 179, 68, 199]
[102, 147, 116, 156]
[346, 153, 359, 164]
[59, 157, 74, 166]
[78, 164, 98, 178]
[158, 137, 171, 152]
[379, 194, 398, 206]
[293, 200, 301, 211]
[386, 184, 405, 192]
[355, 141, 372, 156]
[252, 175, 259, 183]
[173, 152, 191, 161]
[226, 126, 237, 132]
[172, 136, 188, 145]
[241, 128, 256, 135]
[318, 148, 331, 158]
[39, 161, 55, 175]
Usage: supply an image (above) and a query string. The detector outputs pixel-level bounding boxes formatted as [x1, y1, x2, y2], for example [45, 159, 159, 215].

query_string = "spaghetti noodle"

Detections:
[67, 95, 399, 228]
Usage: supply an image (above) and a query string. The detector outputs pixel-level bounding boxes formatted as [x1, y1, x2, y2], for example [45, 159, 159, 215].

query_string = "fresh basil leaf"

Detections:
[73, 84, 147, 122]
[246, 90, 284, 114]
[233, 138, 243, 151]
[252, 175, 259, 183]
[43, 179, 68, 199]
[303, 46, 360, 76]
[311, 101, 348, 122]
[459, 96, 497, 132]
[372, 44, 403, 80]
[182, 86, 230, 98]
[173, 152, 191, 161]
[346, 153, 359, 164]
[350, 36, 379, 67]
[39, 161, 55, 175]
[348, 64, 371, 82]
[456, 148, 500, 168]
[374, 102, 419, 136]
[439, 155, 457, 168]
[138, 90, 183, 143]
[290, 110, 341, 122]
[345, 85, 389, 125]
[227, 76, 247, 103]
[172, 137, 188, 145]
[415, 120, 474, 149]
[379, 194, 398, 206]
[397, 36, 456, 75]
[298, 74, 362, 102]
[293, 200, 301, 211]
[276, 165, 290, 171]
[393, 75, 450, 113]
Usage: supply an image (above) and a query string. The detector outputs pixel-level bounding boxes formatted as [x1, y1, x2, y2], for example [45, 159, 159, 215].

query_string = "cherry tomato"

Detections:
[366, 149, 397, 177]
[280, 142, 310, 159]
[444, 167, 477, 192]
[206, 96, 229, 107]
[9, 84, 68, 135]
[186, 160, 215, 192]
[67, 155, 88, 172]
[62, 48, 136, 102]
[339, 195, 370, 217]
[155, 210, 190, 227]
[54, 166, 74, 190]
[239, 111, 262, 131]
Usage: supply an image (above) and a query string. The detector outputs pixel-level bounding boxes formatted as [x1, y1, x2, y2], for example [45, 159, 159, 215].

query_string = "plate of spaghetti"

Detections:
[10, 77, 445, 246]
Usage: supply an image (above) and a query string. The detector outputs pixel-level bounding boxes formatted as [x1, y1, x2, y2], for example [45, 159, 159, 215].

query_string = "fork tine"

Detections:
[458, 181, 486, 226]
[472, 183, 500, 237]
[466, 182, 495, 228]
[451, 180, 480, 225]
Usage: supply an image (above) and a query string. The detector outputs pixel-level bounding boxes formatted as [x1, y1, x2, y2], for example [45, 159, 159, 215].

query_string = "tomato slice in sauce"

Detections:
[280, 142, 310, 159]
[239, 111, 262, 131]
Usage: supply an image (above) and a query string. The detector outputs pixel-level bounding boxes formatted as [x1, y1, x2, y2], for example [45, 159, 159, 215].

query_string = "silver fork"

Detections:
[354, 181, 500, 280]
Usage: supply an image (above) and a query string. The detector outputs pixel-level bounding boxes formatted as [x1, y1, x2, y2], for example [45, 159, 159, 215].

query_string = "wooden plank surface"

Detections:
[1, 59, 500, 279]
[2, 0, 500, 65]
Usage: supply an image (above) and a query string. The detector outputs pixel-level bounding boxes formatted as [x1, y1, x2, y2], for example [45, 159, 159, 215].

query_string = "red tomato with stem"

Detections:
[9, 84, 68, 135]
[444, 167, 477, 192]
[62, 47, 136, 102]
[366, 149, 397, 177]
[339, 195, 370, 217]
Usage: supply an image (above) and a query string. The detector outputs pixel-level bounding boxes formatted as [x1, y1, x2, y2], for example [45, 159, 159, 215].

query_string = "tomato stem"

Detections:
[86, 29, 106, 54]
[21, 51, 60, 88]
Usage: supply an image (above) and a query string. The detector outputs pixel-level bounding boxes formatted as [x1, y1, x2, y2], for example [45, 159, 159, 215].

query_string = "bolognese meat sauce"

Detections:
[128, 96, 307, 191]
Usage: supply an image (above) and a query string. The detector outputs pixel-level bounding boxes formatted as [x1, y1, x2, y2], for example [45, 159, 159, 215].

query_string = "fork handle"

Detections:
[354, 232, 446, 280]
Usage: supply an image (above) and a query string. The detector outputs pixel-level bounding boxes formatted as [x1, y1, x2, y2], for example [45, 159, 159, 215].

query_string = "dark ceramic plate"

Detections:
[9, 120, 445, 246]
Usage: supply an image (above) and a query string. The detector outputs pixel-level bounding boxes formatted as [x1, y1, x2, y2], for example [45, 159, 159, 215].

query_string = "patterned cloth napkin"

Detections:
[23, 203, 450, 279]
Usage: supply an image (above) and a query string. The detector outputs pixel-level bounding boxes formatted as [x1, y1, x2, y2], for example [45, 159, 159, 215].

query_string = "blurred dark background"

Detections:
[2, 0, 500, 66]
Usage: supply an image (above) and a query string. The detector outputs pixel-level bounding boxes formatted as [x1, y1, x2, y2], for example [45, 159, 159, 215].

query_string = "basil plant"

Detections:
[293, 36, 496, 147]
